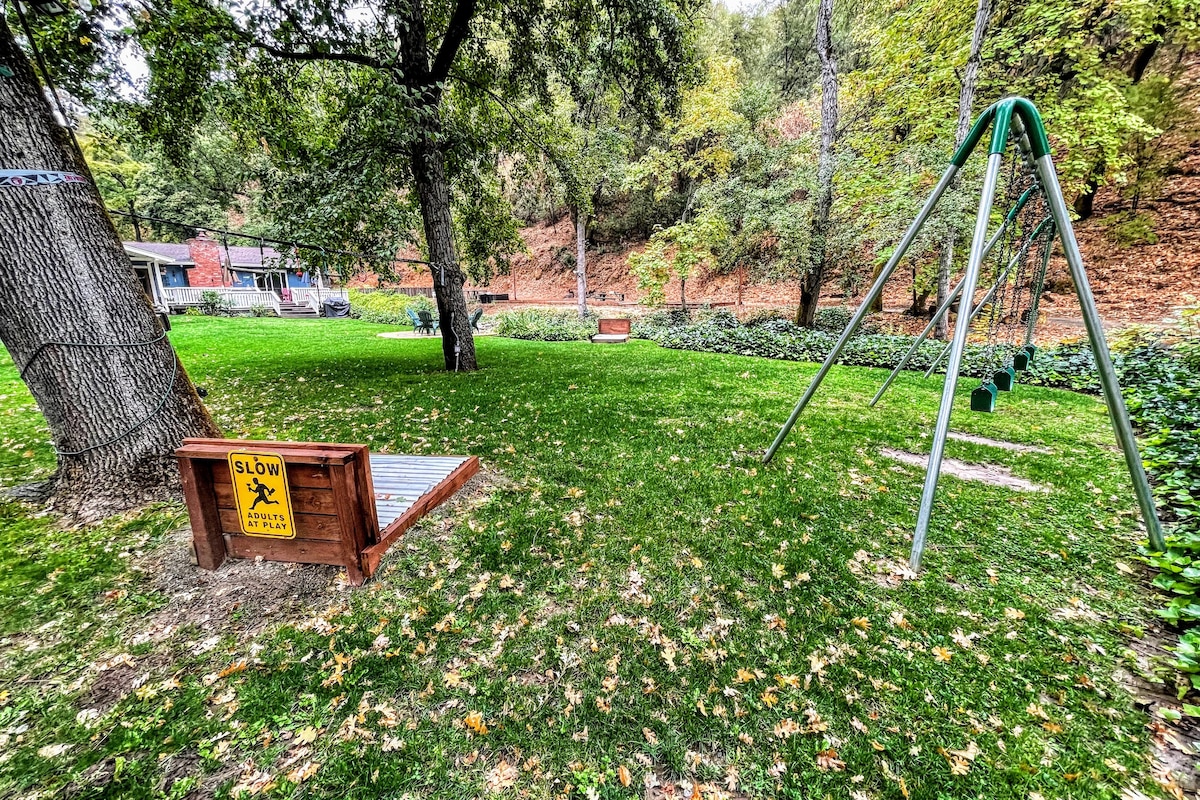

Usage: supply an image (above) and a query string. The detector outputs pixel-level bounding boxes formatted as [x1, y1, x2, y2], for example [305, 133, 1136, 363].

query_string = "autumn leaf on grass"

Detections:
[771, 563, 786, 579]
[287, 761, 320, 784]
[220, 660, 248, 678]
[950, 629, 976, 649]
[931, 646, 953, 663]
[464, 710, 489, 736]
[296, 726, 319, 744]
[773, 718, 801, 739]
[486, 760, 518, 793]
[618, 765, 632, 787]
[815, 749, 846, 772]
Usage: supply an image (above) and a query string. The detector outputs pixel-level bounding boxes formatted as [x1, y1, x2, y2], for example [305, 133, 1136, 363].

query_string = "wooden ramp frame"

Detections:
[177, 438, 479, 584]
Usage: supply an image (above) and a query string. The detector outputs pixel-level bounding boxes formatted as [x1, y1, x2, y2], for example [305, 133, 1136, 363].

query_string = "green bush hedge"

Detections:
[635, 310, 1102, 390]
[492, 309, 597, 341]
[347, 290, 435, 325]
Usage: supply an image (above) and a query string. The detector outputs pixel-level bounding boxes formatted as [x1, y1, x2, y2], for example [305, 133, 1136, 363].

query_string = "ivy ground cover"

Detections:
[0, 316, 1175, 799]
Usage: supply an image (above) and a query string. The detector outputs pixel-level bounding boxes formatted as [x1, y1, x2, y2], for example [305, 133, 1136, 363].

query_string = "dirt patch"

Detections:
[946, 431, 1051, 453]
[81, 652, 171, 714]
[1118, 610, 1200, 798]
[141, 528, 341, 640]
[879, 448, 1048, 492]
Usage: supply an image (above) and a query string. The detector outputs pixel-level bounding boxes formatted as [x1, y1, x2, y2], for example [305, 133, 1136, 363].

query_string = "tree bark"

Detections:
[573, 206, 588, 317]
[797, 0, 838, 328]
[396, 0, 477, 371]
[410, 135, 476, 371]
[0, 17, 219, 520]
[936, 0, 990, 339]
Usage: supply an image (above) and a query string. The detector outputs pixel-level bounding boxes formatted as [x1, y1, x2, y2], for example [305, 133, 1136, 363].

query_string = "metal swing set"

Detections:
[762, 96, 1166, 569]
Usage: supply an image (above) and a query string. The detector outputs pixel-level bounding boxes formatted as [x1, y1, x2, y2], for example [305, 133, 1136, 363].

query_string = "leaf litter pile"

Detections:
[0, 318, 1191, 800]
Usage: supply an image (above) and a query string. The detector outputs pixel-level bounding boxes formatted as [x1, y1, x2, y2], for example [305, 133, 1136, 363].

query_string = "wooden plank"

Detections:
[328, 462, 366, 585]
[362, 456, 479, 577]
[353, 450, 379, 548]
[178, 438, 359, 465]
[217, 507, 343, 541]
[211, 460, 332, 489]
[224, 535, 345, 566]
[179, 457, 226, 570]
[213, 482, 338, 516]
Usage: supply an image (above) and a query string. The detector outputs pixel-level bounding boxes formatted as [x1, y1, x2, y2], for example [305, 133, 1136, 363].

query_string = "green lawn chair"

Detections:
[470, 308, 483, 332]
[412, 307, 436, 331]
[417, 310, 438, 335]
[406, 308, 422, 330]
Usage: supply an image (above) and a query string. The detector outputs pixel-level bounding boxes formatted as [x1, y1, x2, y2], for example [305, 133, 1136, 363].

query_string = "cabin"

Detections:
[123, 233, 345, 315]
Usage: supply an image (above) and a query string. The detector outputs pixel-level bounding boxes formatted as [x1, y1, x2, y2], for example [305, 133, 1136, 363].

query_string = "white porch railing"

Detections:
[291, 287, 348, 308]
[163, 287, 281, 314]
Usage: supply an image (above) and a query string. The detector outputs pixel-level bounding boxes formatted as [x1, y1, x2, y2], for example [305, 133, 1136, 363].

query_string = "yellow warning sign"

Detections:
[227, 451, 296, 538]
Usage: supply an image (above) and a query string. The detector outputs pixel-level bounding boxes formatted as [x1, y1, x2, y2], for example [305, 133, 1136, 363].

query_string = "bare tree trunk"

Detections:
[797, 0, 838, 328]
[397, 0, 477, 372]
[936, 0, 990, 339]
[573, 206, 588, 317]
[410, 135, 476, 371]
[0, 18, 219, 520]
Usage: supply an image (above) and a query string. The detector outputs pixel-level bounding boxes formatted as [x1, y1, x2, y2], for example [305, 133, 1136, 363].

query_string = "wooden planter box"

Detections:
[176, 438, 478, 584]
[592, 318, 631, 343]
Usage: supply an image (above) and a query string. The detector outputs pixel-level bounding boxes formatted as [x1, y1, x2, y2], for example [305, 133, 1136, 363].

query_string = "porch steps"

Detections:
[278, 302, 320, 319]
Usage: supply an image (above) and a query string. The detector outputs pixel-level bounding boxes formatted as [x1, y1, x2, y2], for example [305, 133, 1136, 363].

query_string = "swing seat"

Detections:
[971, 382, 998, 412]
[993, 366, 1016, 391]
[1013, 344, 1036, 372]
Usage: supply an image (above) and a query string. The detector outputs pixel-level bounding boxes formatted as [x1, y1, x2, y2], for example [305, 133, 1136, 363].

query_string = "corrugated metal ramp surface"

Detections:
[370, 454, 473, 530]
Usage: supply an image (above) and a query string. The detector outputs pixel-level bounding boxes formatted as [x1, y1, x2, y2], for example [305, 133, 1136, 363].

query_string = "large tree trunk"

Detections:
[936, 0, 990, 339]
[0, 18, 219, 520]
[573, 206, 588, 317]
[410, 135, 477, 371]
[797, 0, 838, 328]
[397, 0, 477, 371]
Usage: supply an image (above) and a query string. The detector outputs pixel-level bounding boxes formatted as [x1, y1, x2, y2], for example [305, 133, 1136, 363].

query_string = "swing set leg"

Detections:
[1037, 155, 1166, 552]
[911, 151, 1005, 570]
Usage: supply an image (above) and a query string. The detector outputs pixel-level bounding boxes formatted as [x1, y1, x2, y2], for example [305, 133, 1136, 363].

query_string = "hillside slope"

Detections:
[477, 145, 1200, 330]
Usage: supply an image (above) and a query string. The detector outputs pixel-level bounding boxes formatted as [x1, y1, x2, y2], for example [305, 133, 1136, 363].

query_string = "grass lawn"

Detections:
[0, 316, 1171, 799]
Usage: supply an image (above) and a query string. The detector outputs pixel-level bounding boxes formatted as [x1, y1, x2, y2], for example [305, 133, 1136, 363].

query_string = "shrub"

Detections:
[813, 306, 853, 333]
[1104, 212, 1159, 247]
[492, 309, 596, 341]
[347, 290, 435, 325]
[250, 304, 274, 317]
[199, 290, 229, 316]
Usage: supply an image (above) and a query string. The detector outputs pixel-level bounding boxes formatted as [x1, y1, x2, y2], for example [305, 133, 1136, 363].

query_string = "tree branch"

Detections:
[429, 0, 478, 86]
[250, 40, 385, 71]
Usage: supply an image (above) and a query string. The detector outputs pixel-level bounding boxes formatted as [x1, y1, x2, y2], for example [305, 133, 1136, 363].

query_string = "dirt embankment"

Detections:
[471, 145, 1200, 332]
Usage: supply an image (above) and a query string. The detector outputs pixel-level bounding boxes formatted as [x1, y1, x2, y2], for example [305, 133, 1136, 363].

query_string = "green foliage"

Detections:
[492, 309, 597, 341]
[198, 290, 228, 316]
[629, 211, 729, 306]
[346, 290, 435, 326]
[1104, 212, 1159, 247]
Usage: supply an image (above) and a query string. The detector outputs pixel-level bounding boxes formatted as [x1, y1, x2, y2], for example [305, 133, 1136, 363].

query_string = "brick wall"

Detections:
[187, 236, 225, 287]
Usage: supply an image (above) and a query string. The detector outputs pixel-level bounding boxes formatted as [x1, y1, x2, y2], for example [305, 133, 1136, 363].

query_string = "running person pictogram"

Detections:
[247, 477, 279, 509]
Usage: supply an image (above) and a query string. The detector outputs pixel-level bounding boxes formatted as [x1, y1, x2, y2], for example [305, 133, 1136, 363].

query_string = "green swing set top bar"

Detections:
[951, 97, 1053, 167]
